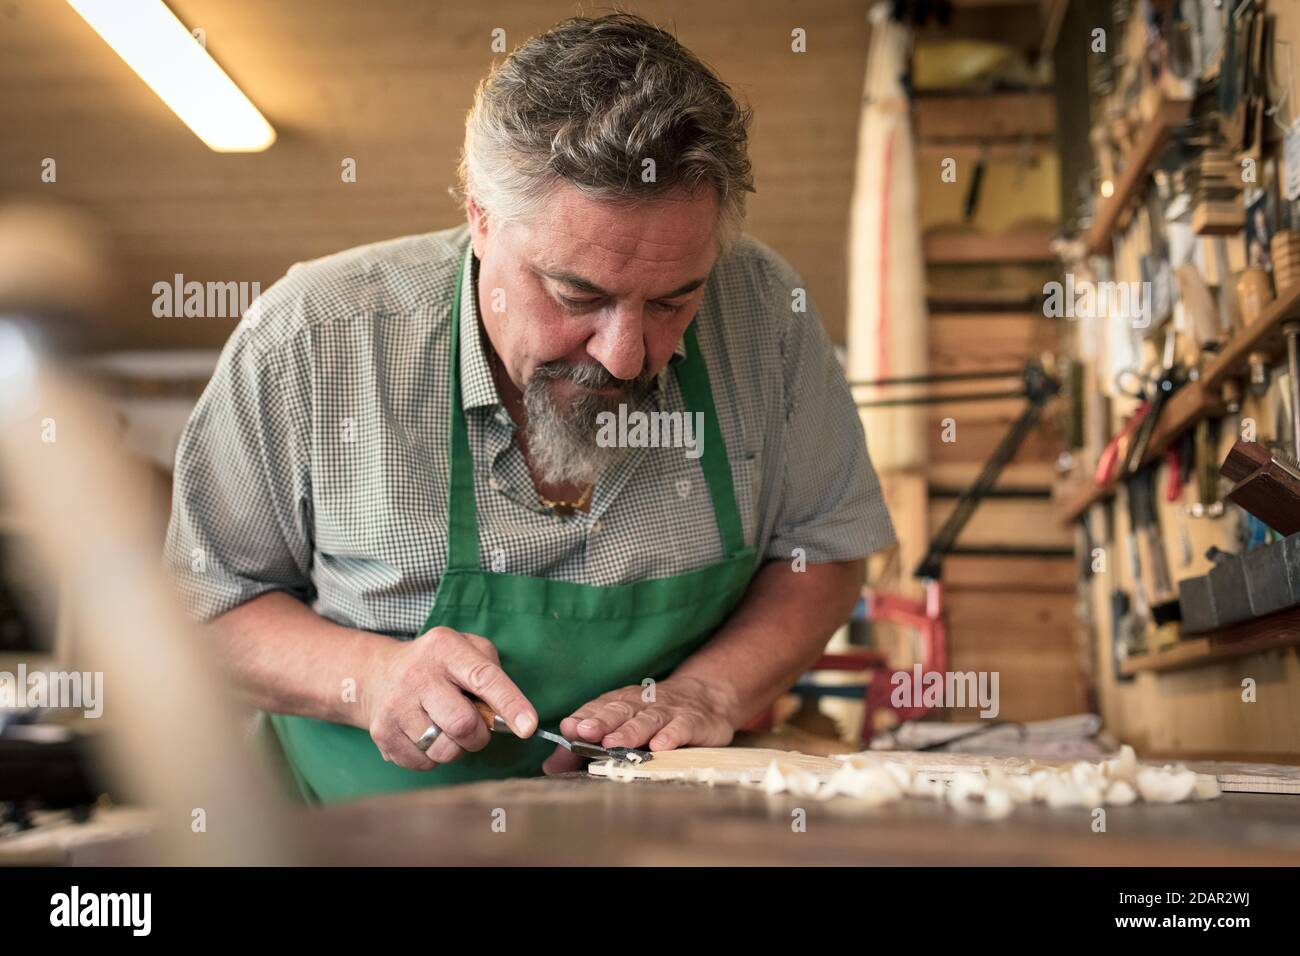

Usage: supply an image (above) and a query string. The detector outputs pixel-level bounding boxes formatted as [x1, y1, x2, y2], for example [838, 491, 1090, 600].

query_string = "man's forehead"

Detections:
[531, 261, 709, 301]
[517, 185, 718, 279]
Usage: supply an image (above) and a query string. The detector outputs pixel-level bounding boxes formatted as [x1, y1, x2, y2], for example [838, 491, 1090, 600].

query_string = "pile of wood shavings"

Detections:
[757, 746, 1221, 819]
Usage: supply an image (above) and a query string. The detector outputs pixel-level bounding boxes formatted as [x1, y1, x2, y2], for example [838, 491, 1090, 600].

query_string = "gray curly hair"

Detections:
[458, 13, 755, 254]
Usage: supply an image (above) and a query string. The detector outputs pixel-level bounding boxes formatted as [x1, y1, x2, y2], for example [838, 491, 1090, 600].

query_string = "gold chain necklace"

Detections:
[537, 483, 594, 516]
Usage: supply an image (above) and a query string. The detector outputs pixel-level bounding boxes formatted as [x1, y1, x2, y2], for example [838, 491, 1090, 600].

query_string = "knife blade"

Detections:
[533, 727, 653, 764]
[460, 699, 653, 764]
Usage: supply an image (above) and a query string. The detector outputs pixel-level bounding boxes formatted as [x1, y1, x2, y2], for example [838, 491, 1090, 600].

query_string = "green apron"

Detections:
[269, 243, 757, 804]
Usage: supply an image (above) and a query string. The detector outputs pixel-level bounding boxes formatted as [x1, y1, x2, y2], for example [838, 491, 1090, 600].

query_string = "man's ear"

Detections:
[466, 196, 489, 260]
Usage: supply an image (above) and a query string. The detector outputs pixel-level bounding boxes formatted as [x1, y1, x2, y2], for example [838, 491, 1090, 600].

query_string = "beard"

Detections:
[522, 360, 655, 486]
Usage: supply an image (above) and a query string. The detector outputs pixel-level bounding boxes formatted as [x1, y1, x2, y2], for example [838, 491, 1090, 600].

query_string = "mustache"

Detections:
[529, 361, 655, 394]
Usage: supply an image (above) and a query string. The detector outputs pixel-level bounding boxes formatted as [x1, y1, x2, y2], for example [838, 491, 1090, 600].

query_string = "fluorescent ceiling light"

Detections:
[67, 0, 276, 152]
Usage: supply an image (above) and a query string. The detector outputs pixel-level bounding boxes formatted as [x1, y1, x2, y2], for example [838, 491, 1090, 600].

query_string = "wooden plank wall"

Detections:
[0, 0, 873, 351]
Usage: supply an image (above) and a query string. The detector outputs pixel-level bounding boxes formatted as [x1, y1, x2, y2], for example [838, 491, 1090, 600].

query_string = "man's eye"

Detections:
[558, 294, 600, 309]
[650, 300, 686, 314]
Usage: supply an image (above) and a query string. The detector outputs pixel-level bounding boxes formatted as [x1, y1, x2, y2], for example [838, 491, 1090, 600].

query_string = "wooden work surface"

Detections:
[309, 773, 1300, 866]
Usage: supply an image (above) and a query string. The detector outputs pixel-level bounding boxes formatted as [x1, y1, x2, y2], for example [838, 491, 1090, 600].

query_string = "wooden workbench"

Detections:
[8, 771, 1300, 865]
[309, 773, 1300, 866]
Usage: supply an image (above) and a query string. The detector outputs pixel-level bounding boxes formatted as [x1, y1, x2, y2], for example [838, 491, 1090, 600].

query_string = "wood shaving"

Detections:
[761, 761, 824, 799]
[1194, 774, 1223, 800]
[1136, 766, 1199, 803]
[591, 744, 1220, 819]
[1105, 780, 1138, 806]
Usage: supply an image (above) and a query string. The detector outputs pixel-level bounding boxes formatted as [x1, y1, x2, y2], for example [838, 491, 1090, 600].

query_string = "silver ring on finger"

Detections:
[414, 724, 441, 751]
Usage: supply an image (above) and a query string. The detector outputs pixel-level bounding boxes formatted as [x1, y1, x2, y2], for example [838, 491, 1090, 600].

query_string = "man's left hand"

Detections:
[541, 675, 738, 775]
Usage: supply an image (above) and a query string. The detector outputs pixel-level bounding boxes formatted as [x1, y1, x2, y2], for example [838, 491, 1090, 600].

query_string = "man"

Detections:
[166, 13, 895, 804]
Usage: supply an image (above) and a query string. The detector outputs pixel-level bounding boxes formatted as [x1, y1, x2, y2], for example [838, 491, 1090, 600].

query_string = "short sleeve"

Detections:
[164, 319, 314, 622]
[759, 252, 896, 563]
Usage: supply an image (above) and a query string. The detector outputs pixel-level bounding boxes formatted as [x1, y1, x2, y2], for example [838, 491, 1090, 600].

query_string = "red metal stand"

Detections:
[744, 579, 949, 745]
[862, 579, 948, 739]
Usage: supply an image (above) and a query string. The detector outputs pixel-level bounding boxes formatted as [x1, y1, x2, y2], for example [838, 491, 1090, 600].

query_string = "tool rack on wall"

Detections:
[1057, 0, 1300, 686]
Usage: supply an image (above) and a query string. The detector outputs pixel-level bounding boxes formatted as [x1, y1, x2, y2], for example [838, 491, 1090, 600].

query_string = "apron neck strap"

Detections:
[446, 242, 746, 571]
[675, 322, 747, 556]
[446, 245, 482, 572]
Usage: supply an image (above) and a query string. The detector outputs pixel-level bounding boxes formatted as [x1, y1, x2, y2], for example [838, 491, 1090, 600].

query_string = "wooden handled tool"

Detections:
[470, 699, 500, 729]
[1125, 470, 1181, 623]
[447, 699, 655, 764]
[1175, 264, 1222, 350]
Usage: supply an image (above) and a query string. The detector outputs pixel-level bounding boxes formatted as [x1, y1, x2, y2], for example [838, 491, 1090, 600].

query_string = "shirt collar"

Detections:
[458, 244, 687, 411]
[458, 246, 502, 412]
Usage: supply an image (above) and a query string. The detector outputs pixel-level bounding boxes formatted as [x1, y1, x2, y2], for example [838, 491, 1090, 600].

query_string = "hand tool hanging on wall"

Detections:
[1110, 588, 1142, 681]
[963, 143, 986, 223]
[1119, 518, 1152, 656]
[1285, 321, 1300, 459]
[1212, 236, 1240, 333]
[1166, 0, 1196, 82]
[1175, 262, 1224, 350]
[1192, 416, 1225, 514]
[1120, 326, 1187, 475]
[1193, 0, 1226, 72]
[1126, 468, 1183, 623]
[1095, 409, 1145, 486]
[1173, 260, 1228, 514]
[1220, 0, 1266, 156]
[1065, 357, 1085, 449]
[1246, 3, 1270, 156]
[1140, 188, 1176, 335]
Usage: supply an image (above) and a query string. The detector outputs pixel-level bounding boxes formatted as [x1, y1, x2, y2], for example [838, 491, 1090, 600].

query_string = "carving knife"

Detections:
[463, 699, 653, 764]
[532, 726, 653, 764]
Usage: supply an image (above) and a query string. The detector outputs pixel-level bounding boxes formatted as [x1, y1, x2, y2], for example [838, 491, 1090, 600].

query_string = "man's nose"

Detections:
[585, 306, 646, 382]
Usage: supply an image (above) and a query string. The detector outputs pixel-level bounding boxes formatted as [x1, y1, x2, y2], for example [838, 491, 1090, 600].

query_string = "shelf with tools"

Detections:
[1119, 606, 1300, 675]
[1200, 280, 1300, 388]
[1055, 84, 1210, 522]
[1057, 381, 1213, 522]
[1058, 280, 1300, 525]
[1052, 0, 1300, 759]
[1084, 91, 1193, 256]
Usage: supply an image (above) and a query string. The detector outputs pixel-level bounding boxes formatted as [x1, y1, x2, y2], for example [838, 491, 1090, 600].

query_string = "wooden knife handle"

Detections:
[471, 698, 501, 730]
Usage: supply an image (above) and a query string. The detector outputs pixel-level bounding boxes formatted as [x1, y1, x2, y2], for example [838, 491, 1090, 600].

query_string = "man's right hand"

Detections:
[361, 626, 537, 770]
